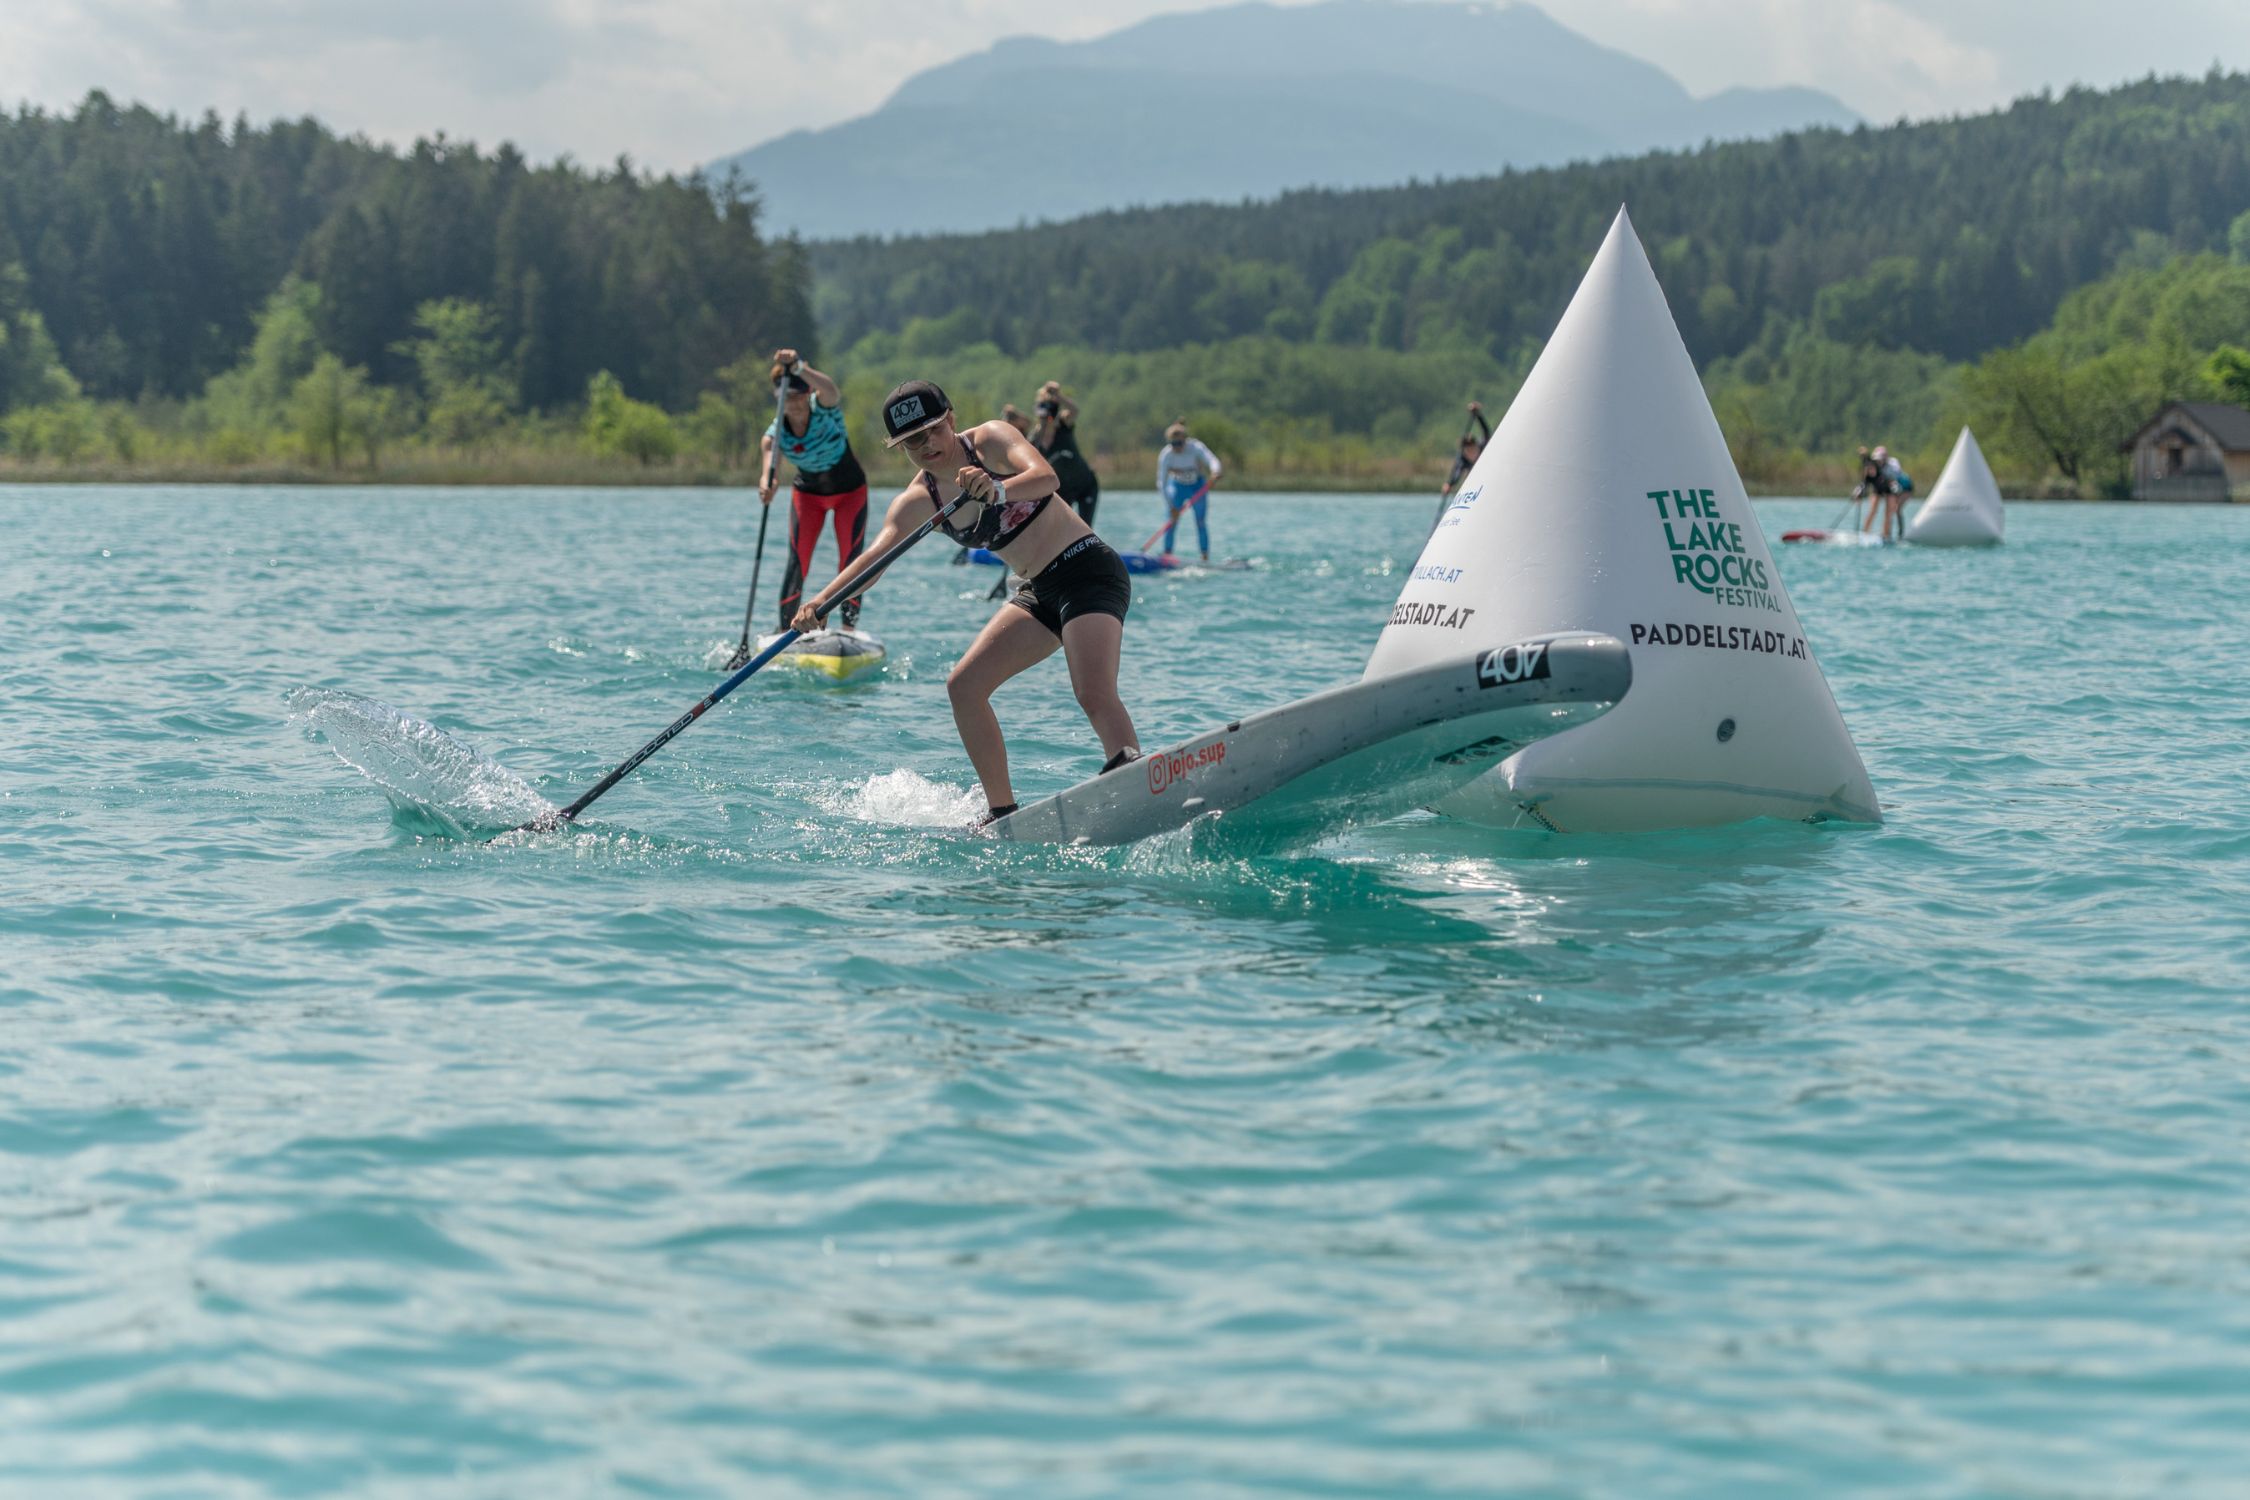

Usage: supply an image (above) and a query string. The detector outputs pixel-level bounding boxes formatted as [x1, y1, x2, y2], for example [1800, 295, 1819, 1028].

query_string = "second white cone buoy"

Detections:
[1905, 426, 2005, 546]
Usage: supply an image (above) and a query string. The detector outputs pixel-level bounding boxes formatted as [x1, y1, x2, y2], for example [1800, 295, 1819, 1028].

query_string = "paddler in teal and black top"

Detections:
[759, 349, 869, 632]
[793, 380, 1142, 829]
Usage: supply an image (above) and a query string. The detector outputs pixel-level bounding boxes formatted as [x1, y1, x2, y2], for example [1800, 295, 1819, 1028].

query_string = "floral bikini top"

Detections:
[923, 435, 1049, 551]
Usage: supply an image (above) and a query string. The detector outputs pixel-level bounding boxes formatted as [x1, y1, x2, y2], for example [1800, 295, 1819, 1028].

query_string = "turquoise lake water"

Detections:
[5, 485, 2249, 1496]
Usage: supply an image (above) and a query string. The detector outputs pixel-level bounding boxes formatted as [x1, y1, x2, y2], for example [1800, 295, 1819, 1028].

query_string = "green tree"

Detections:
[0, 263, 77, 413]
[583, 370, 677, 465]
[2205, 345, 2250, 407]
[394, 298, 512, 447]
[355, 386, 408, 467]
[2, 397, 99, 462]
[689, 350, 781, 468]
[197, 279, 323, 435]
[1703, 326, 1957, 456]
[288, 353, 382, 468]
[1959, 338, 2159, 495]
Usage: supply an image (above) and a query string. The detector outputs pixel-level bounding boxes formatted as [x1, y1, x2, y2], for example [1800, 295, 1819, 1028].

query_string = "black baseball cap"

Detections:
[882, 380, 952, 447]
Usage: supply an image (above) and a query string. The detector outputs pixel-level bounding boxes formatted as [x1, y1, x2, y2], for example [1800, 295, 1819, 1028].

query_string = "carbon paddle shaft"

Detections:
[730, 383, 790, 660]
[733, 502, 775, 656]
[517, 492, 969, 833]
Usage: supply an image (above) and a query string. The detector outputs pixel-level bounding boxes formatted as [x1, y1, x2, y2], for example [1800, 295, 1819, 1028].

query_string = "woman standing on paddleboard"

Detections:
[1435, 401, 1490, 524]
[1877, 446, 1912, 540]
[1155, 419, 1222, 561]
[1855, 445, 1887, 536]
[1031, 381, 1101, 525]
[791, 380, 1141, 828]
[761, 349, 869, 632]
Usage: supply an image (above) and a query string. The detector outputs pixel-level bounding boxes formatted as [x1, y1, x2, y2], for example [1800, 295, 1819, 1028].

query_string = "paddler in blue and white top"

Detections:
[760, 349, 869, 632]
[1155, 419, 1222, 561]
[792, 380, 1142, 829]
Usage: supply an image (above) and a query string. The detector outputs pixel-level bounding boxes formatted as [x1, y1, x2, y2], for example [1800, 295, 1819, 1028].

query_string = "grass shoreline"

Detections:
[0, 456, 2090, 499]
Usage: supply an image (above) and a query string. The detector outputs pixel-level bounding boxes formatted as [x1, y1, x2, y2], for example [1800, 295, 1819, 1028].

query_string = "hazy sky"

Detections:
[5, 0, 2246, 171]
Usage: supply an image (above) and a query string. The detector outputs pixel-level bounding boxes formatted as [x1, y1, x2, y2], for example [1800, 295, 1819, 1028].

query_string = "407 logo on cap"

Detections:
[1475, 640, 1550, 689]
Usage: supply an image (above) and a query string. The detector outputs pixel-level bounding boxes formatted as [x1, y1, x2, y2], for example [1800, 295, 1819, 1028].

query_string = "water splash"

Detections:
[287, 687, 556, 837]
[819, 768, 982, 829]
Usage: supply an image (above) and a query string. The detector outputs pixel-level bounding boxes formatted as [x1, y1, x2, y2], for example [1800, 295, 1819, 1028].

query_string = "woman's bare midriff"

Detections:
[957, 491, 1091, 576]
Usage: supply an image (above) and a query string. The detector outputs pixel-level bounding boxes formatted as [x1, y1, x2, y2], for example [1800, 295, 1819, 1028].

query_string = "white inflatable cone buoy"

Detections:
[1905, 426, 2004, 546]
[1367, 207, 1879, 831]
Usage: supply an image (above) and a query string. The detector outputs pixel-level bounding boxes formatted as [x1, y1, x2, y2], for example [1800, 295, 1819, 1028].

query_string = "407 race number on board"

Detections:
[1476, 641, 1551, 689]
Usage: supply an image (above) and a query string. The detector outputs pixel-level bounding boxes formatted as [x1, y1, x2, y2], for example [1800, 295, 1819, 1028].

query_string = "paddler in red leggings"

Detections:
[760, 349, 869, 632]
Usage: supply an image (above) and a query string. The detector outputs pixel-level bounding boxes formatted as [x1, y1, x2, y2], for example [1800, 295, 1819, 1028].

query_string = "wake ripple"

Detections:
[287, 687, 555, 837]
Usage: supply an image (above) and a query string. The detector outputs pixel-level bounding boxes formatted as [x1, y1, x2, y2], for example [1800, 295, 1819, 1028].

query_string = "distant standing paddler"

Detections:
[1854, 446, 1884, 534]
[1436, 401, 1491, 524]
[1155, 419, 1222, 560]
[791, 381, 1141, 828]
[761, 350, 868, 631]
[1879, 447, 1913, 540]
[1859, 444, 1907, 540]
[1031, 381, 1100, 525]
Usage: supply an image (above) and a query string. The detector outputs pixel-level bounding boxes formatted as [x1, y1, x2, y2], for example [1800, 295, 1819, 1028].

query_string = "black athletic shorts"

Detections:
[1009, 534, 1131, 637]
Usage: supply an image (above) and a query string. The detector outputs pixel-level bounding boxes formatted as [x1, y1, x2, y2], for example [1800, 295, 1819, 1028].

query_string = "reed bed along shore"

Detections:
[0, 448, 2087, 497]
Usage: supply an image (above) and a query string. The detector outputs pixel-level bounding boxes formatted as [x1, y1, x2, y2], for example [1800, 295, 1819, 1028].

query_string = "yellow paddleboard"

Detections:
[753, 627, 888, 681]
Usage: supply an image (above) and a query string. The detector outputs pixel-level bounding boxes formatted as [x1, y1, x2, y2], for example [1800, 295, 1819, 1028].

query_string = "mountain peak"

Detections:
[711, 0, 1856, 240]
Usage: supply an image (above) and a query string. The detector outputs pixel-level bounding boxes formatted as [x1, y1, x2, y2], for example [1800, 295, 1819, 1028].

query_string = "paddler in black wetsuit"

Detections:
[1855, 446, 1887, 535]
[792, 380, 1141, 828]
[1030, 381, 1101, 525]
[1435, 401, 1490, 525]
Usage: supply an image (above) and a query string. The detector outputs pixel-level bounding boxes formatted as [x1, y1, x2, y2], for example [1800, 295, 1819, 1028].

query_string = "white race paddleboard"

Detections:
[1780, 528, 1891, 547]
[987, 632, 1630, 850]
[752, 627, 888, 681]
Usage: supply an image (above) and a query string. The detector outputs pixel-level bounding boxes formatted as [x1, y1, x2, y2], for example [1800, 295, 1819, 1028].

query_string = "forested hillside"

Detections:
[0, 93, 813, 415]
[813, 71, 2250, 368]
[805, 70, 2250, 493]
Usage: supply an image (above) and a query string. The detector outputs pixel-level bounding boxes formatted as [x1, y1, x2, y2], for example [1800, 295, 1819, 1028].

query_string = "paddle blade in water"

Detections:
[287, 687, 555, 837]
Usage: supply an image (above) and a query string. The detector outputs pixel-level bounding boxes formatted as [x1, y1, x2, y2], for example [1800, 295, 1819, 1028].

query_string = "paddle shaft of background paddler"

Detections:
[731, 382, 791, 662]
[1135, 480, 1210, 556]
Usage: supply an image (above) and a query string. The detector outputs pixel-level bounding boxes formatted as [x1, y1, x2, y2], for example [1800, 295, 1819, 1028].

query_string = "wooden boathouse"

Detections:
[2124, 402, 2250, 501]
